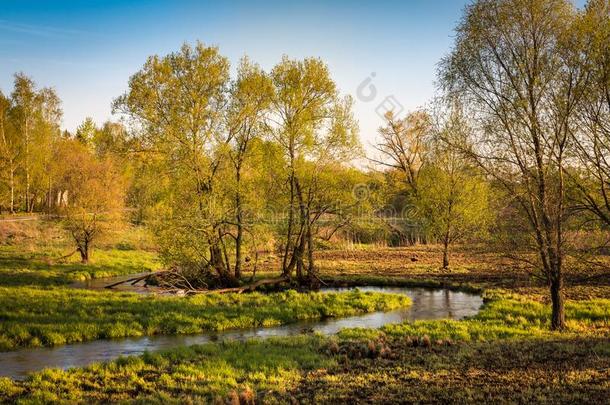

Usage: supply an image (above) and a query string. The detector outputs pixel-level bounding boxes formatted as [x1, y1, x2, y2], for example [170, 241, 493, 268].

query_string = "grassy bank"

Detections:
[0, 288, 410, 351]
[1, 292, 608, 404]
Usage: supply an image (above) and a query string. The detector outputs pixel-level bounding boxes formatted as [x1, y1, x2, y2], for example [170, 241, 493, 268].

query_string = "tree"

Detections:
[373, 110, 431, 195]
[570, 0, 610, 228]
[373, 110, 432, 244]
[270, 57, 360, 286]
[75, 117, 97, 146]
[10, 73, 62, 213]
[225, 58, 274, 279]
[440, 0, 587, 329]
[0, 91, 19, 213]
[416, 113, 491, 268]
[113, 42, 239, 287]
[52, 139, 124, 263]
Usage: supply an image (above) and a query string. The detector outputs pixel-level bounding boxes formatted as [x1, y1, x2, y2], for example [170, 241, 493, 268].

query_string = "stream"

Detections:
[0, 285, 483, 380]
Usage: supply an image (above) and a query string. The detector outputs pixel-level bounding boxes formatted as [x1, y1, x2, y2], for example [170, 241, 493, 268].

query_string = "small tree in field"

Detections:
[53, 139, 124, 263]
[416, 144, 491, 269]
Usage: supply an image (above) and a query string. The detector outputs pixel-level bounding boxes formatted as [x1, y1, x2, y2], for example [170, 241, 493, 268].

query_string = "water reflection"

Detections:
[0, 286, 482, 380]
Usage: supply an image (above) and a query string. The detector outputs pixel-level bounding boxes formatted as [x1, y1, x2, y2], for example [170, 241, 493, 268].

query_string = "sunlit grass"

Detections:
[0, 287, 411, 351]
[1, 292, 608, 404]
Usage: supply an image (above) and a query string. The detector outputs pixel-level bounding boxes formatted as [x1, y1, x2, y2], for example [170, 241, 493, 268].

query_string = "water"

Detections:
[0, 286, 482, 380]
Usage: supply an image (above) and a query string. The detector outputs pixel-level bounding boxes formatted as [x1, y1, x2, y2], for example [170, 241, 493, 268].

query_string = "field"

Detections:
[0, 220, 609, 403]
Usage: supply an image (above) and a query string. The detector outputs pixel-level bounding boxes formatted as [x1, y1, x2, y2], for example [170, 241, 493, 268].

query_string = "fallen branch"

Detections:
[105, 269, 290, 295]
[198, 275, 290, 294]
[104, 270, 172, 289]
[55, 249, 78, 263]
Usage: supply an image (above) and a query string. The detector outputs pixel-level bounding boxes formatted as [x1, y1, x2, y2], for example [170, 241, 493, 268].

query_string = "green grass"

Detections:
[0, 336, 333, 404]
[0, 287, 411, 351]
[0, 222, 608, 402]
[0, 246, 161, 286]
[338, 290, 610, 342]
[1, 292, 608, 404]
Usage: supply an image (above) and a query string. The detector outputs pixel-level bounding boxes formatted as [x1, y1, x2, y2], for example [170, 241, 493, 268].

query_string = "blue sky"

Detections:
[0, 0, 587, 148]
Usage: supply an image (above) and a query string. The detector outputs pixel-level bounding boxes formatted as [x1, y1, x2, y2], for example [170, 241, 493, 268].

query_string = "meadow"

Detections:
[0, 291, 607, 403]
[0, 221, 409, 351]
[0, 220, 608, 403]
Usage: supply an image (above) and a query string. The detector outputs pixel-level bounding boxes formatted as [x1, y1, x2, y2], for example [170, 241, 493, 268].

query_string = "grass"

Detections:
[337, 290, 610, 342]
[0, 246, 160, 286]
[0, 221, 411, 351]
[0, 220, 161, 286]
[1, 292, 608, 404]
[0, 336, 334, 404]
[1, 221, 609, 403]
[0, 287, 410, 351]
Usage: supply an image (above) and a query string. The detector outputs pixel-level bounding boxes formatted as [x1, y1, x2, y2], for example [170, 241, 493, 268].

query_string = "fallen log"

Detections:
[198, 275, 290, 294]
[104, 270, 171, 289]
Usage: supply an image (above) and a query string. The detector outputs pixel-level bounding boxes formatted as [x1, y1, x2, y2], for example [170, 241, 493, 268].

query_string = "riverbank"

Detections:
[1, 290, 608, 404]
[1, 223, 609, 403]
[0, 287, 411, 352]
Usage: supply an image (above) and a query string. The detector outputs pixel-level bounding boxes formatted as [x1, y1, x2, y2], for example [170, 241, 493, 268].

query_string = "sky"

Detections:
[0, 0, 587, 150]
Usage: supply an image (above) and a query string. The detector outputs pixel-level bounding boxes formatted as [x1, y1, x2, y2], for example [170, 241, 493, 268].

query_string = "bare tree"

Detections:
[372, 110, 431, 195]
[570, 0, 610, 227]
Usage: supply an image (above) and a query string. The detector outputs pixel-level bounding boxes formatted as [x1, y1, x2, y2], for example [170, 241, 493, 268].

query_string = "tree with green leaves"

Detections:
[10, 73, 62, 213]
[0, 91, 19, 213]
[416, 111, 491, 268]
[225, 58, 274, 279]
[75, 117, 97, 146]
[270, 57, 360, 286]
[440, 0, 587, 329]
[114, 42, 240, 287]
[373, 110, 432, 244]
[52, 138, 125, 263]
[569, 0, 610, 228]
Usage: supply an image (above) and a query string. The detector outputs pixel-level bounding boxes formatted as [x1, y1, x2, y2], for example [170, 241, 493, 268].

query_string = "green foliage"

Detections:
[415, 150, 491, 244]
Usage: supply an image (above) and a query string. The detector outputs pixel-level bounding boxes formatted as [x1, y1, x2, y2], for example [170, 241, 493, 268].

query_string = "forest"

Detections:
[0, 0, 609, 403]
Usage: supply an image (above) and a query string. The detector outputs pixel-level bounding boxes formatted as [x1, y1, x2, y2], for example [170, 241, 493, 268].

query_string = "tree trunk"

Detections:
[234, 168, 243, 279]
[235, 220, 243, 279]
[295, 234, 305, 281]
[78, 242, 89, 264]
[306, 219, 317, 286]
[442, 234, 450, 269]
[210, 244, 239, 287]
[9, 168, 15, 214]
[550, 274, 566, 330]
[24, 119, 30, 213]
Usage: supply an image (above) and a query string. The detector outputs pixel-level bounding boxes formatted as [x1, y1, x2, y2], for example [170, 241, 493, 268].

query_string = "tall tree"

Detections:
[270, 57, 360, 285]
[373, 110, 432, 244]
[417, 110, 491, 268]
[113, 42, 239, 287]
[0, 91, 19, 213]
[225, 58, 273, 279]
[570, 0, 610, 227]
[440, 0, 586, 329]
[10, 74, 62, 212]
[11, 74, 37, 212]
[373, 110, 431, 195]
